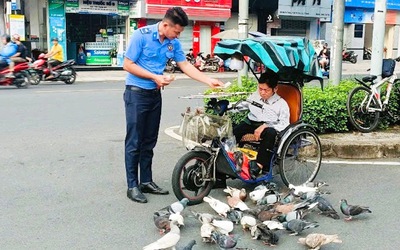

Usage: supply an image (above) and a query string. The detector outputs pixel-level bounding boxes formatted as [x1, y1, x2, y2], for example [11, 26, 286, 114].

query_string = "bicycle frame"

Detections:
[362, 74, 398, 112]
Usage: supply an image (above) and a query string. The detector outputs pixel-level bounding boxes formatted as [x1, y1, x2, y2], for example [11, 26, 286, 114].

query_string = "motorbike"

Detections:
[195, 52, 220, 72]
[0, 62, 31, 88]
[164, 58, 180, 73]
[363, 47, 372, 60]
[31, 53, 77, 84]
[342, 49, 358, 64]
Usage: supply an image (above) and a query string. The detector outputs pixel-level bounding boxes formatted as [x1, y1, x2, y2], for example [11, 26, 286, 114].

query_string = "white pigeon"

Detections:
[191, 210, 214, 224]
[262, 220, 285, 230]
[240, 215, 257, 230]
[200, 223, 215, 242]
[288, 184, 318, 196]
[211, 219, 234, 235]
[143, 220, 181, 250]
[249, 188, 269, 203]
[223, 186, 247, 201]
[169, 213, 184, 227]
[203, 196, 231, 217]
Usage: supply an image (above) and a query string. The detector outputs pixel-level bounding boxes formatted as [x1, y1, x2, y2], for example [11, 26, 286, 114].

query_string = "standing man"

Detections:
[123, 7, 223, 203]
[45, 38, 64, 79]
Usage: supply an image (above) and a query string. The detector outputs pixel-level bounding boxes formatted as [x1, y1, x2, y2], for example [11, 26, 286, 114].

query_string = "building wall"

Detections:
[25, 0, 47, 50]
[224, 13, 258, 32]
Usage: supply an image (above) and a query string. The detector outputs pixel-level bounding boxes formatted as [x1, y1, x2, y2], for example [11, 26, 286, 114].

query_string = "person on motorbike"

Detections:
[233, 71, 290, 179]
[8, 34, 30, 78]
[186, 48, 195, 64]
[0, 34, 18, 78]
[44, 37, 64, 79]
[318, 43, 330, 71]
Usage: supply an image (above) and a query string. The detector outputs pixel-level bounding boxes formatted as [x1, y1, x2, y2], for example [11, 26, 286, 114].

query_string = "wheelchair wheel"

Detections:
[171, 151, 214, 205]
[279, 129, 321, 186]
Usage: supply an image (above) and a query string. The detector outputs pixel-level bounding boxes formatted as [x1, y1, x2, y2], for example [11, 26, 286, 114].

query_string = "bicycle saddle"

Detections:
[362, 75, 377, 83]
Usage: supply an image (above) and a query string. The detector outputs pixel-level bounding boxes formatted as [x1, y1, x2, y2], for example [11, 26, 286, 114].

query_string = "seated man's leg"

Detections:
[6, 60, 15, 78]
[257, 127, 277, 173]
[233, 121, 257, 146]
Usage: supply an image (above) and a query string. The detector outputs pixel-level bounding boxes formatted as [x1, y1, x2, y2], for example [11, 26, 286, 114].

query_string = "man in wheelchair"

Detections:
[233, 71, 290, 179]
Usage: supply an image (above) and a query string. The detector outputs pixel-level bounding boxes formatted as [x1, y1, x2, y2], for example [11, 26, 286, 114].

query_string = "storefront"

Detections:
[128, 0, 231, 56]
[344, 0, 400, 59]
[48, 0, 131, 66]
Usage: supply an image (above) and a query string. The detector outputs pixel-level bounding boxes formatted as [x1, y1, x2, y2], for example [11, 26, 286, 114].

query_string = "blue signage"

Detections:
[345, 0, 400, 10]
[344, 8, 374, 23]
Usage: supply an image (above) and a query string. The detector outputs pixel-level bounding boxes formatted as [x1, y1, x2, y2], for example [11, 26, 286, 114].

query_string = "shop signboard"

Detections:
[48, 0, 67, 60]
[85, 42, 115, 65]
[345, 0, 400, 11]
[65, 0, 131, 16]
[9, 15, 25, 41]
[344, 9, 399, 24]
[146, 0, 231, 8]
[278, 0, 332, 21]
[130, 0, 144, 18]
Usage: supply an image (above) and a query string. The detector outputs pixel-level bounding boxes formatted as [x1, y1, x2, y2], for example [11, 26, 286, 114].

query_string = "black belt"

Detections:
[125, 85, 160, 93]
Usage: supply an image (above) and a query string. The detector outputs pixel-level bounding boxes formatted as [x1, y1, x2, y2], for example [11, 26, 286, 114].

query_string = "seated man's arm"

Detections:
[11, 52, 21, 58]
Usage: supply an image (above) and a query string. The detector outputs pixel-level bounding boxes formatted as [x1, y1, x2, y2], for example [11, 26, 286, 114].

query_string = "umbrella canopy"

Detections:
[213, 36, 323, 83]
[212, 29, 255, 39]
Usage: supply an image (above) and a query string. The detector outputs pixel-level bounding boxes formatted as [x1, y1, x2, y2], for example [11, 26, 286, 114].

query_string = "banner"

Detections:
[345, 0, 400, 11]
[65, 0, 131, 16]
[278, 0, 331, 21]
[48, 0, 67, 60]
[9, 15, 25, 41]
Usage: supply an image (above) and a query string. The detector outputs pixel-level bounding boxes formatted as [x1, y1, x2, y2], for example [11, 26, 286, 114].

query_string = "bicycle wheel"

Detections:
[279, 129, 321, 186]
[347, 86, 380, 132]
[171, 151, 214, 205]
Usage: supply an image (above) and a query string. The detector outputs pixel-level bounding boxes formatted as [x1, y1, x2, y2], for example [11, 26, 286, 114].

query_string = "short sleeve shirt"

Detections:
[125, 22, 186, 89]
[17, 44, 27, 59]
[51, 44, 64, 62]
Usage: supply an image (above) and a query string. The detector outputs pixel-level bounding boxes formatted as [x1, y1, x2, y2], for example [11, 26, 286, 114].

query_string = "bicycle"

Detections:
[347, 57, 400, 132]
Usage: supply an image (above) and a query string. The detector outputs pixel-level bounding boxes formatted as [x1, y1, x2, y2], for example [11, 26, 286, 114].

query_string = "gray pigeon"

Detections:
[315, 196, 340, 220]
[256, 194, 280, 205]
[153, 211, 171, 234]
[277, 210, 303, 222]
[161, 198, 189, 214]
[251, 224, 279, 246]
[226, 209, 243, 224]
[340, 199, 371, 221]
[190, 210, 215, 224]
[211, 230, 238, 249]
[180, 239, 196, 250]
[282, 219, 319, 236]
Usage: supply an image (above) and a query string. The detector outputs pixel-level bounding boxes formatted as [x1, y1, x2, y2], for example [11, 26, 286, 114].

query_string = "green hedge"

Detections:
[206, 77, 400, 133]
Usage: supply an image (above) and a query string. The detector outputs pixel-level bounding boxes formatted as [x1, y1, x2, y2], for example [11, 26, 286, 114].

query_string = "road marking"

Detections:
[164, 125, 400, 165]
[35, 89, 122, 93]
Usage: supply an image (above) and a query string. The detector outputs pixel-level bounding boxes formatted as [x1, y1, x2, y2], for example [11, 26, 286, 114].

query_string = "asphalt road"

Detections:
[1, 79, 400, 249]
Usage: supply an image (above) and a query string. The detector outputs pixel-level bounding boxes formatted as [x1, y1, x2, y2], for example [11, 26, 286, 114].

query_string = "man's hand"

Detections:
[207, 78, 224, 89]
[254, 124, 267, 141]
[153, 75, 173, 88]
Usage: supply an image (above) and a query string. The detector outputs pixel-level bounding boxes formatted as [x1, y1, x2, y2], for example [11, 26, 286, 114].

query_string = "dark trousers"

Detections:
[233, 121, 277, 171]
[124, 86, 162, 188]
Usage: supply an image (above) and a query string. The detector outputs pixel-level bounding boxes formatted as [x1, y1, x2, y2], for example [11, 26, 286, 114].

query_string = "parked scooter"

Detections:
[165, 58, 180, 73]
[195, 52, 220, 72]
[0, 62, 31, 88]
[363, 47, 372, 60]
[31, 53, 77, 84]
[342, 49, 358, 64]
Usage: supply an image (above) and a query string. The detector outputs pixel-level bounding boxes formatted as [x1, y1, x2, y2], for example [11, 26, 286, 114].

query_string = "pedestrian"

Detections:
[123, 7, 224, 203]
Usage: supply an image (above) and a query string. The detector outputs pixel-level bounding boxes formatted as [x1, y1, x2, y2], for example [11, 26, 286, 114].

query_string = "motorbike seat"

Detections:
[362, 75, 377, 83]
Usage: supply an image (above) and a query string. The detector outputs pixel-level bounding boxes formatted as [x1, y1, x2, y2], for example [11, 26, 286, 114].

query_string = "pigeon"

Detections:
[240, 215, 257, 230]
[257, 210, 281, 222]
[340, 199, 372, 221]
[159, 198, 189, 214]
[180, 239, 196, 250]
[262, 220, 285, 230]
[249, 187, 269, 203]
[211, 219, 234, 235]
[227, 196, 249, 211]
[223, 186, 247, 201]
[303, 181, 329, 188]
[169, 213, 184, 227]
[226, 209, 243, 224]
[282, 219, 319, 236]
[250, 224, 279, 246]
[256, 194, 280, 205]
[153, 211, 172, 234]
[203, 196, 231, 217]
[298, 233, 342, 250]
[191, 210, 215, 224]
[143, 220, 181, 250]
[200, 223, 216, 242]
[211, 230, 238, 249]
[277, 210, 304, 222]
[313, 196, 340, 220]
[289, 184, 319, 196]
[281, 191, 296, 204]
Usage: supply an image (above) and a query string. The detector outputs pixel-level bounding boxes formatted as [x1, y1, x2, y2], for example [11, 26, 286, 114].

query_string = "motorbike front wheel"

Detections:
[64, 68, 76, 84]
[350, 57, 357, 64]
[212, 62, 220, 73]
[171, 151, 214, 205]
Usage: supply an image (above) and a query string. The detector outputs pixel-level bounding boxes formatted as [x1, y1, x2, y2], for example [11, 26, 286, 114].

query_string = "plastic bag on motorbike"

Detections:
[180, 110, 233, 150]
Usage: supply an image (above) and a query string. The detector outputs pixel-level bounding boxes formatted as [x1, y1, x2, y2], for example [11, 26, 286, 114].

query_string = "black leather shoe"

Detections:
[127, 187, 147, 203]
[139, 182, 169, 195]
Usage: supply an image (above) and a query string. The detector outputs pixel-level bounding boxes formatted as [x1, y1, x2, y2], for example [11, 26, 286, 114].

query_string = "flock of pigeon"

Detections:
[142, 181, 372, 250]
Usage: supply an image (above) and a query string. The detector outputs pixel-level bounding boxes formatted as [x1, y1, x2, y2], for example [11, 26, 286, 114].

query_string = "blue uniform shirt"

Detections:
[125, 23, 186, 89]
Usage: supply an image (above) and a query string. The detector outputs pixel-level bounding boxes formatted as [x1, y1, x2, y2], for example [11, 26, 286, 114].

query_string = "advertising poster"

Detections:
[9, 15, 25, 41]
[118, 0, 130, 16]
[48, 0, 67, 60]
[65, 0, 79, 13]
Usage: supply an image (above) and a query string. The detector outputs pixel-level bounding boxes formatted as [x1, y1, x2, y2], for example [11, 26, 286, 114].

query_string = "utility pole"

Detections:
[330, 0, 345, 85]
[237, 0, 249, 86]
[370, 0, 387, 80]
